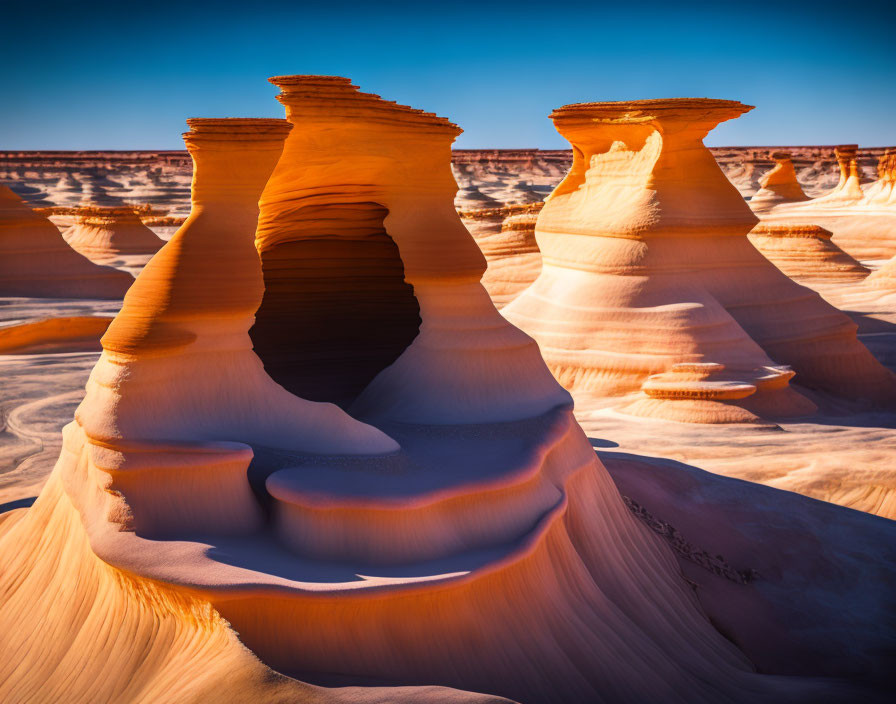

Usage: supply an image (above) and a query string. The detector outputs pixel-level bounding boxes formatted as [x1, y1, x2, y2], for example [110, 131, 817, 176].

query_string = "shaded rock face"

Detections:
[501, 98, 896, 420]
[251, 202, 421, 407]
[748, 224, 869, 283]
[0, 185, 133, 299]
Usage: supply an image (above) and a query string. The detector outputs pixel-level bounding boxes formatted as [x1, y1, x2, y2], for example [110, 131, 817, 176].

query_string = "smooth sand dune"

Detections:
[502, 99, 896, 424]
[0, 79, 867, 704]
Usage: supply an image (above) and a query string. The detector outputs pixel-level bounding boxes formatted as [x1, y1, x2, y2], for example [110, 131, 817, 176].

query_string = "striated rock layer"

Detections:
[0, 185, 133, 299]
[748, 151, 809, 213]
[758, 146, 896, 260]
[0, 82, 851, 703]
[502, 99, 896, 423]
[460, 202, 543, 308]
[748, 224, 870, 283]
[61, 205, 164, 262]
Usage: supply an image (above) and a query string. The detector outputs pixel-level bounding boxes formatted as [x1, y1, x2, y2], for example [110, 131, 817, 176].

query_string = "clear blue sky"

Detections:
[2, 0, 894, 149]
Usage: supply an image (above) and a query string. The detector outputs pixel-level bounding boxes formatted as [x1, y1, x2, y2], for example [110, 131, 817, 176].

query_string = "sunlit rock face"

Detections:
[748, 224, 869, 283]
[502, 99, 896, 423]
[460, 202, 543, 308]
[0, 79, 853, 704]
[758, 146, 896, 260]
[0, 185, 133, 299]
[61, 205, 164, 263]
[748, 151, 810, 212]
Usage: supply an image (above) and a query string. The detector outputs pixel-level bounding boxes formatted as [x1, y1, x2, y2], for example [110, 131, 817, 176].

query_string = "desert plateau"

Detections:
[1, 2, 894, 703]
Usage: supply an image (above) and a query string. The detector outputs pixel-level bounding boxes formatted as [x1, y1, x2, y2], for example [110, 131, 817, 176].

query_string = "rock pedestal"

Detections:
[502, 99, 896, 415]
[62, 205, 164, 262]
[749, 151, 809, 212]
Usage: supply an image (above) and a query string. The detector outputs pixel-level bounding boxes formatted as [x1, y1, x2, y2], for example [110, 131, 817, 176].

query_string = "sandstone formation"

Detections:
[502, 99, 896, 423]
[757, 146, 896, 260]
[866, 256, 896, 289]
[61, 205, 164, 262]
[748, 224, 870, 282]
[748, 151, 809, 212]
[460, 202, 543, 307]
[0, 81, 854, 704]
[0, 185, 133, 298]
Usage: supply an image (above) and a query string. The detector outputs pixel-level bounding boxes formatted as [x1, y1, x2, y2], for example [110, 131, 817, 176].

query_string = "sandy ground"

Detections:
[0, 350, 97, 507]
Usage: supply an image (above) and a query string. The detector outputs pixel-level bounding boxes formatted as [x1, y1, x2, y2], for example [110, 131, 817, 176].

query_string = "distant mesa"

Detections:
[502, 98, 896, 424]
[61, 204, 164, 263]
[0, 79, 852, 703]
[0, 184, 133, 299]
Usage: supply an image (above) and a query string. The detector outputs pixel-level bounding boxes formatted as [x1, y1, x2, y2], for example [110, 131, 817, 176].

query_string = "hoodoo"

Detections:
[61, 205, 164, 262]
[0, 185, 133, 298]
[502, 99, 896, 420]
[748, 151, 809, 212]
[748, 224, 870, 283]
[0, 81, 849, 703]
[757, 146, 896, 259]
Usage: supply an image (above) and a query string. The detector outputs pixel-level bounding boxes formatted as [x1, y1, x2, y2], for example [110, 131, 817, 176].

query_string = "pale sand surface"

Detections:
[578, 394, 896, 519]
[0, 350, 98, 506]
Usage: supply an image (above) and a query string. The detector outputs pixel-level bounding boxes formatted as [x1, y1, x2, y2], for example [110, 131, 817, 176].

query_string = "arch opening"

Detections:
[251, 202, 421, 408]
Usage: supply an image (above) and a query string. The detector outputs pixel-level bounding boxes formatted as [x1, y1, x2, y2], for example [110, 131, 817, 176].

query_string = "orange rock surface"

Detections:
[502, 99, 896, 422]
[748, 151, 809, 212]
[748, 223, 870, 282]
[0, 185, 132, 298]
[61, 204, 164, 262]
[0, 81, 850, 703]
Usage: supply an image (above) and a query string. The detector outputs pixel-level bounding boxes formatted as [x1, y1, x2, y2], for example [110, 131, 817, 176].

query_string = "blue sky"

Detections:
[2, 0, 894, 149]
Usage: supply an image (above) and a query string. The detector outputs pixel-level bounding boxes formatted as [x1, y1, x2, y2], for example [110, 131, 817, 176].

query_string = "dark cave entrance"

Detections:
[250, 202, 421, 408]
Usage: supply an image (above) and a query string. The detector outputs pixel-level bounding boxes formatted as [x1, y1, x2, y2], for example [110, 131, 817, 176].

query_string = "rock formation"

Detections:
[866, 252, 896, 290]
[757, 146, 896, 260]
[748, 224, 870, 283]
[0, 185, 133, 298]
[502, 99, 896, 422]
[0, 81, 852, 703]
[61, 205, 164, 262]
[748, 151, 809, 212]
[460, 202, 543, 308]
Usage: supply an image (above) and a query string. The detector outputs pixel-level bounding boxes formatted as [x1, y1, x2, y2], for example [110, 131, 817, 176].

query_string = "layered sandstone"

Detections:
[748, 224, 870, 282]
[502, 99, 896, 422]
[460, 202, 543, 307]
[0, 81, 845, 704]
[0, 185, 133, 298]
[758, 146, 896, 259]
[61, 205, 164, 262]
[748, 151, 809, 212]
